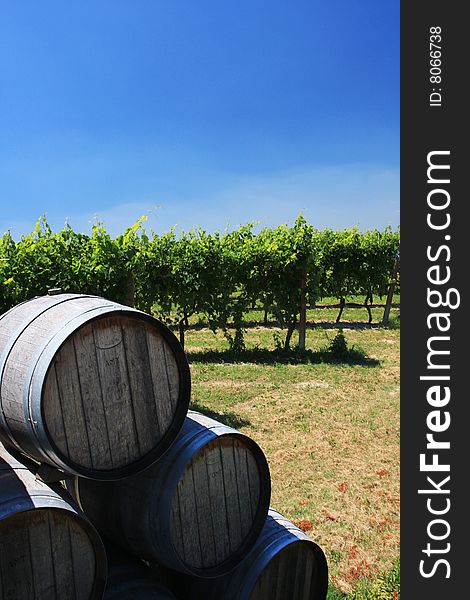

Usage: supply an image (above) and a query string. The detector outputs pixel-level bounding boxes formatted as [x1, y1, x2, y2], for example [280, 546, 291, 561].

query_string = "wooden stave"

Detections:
[0, 293, 90, 452]
[68, 410, 271, 578]
[185, 508, 329, 600]
[0, 293, 191, 480]
[0, 443, 107, 600]
[1, 299, 124, 463]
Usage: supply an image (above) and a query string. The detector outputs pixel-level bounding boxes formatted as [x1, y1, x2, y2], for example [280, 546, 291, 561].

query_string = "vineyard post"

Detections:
[381, 246, 400, 326]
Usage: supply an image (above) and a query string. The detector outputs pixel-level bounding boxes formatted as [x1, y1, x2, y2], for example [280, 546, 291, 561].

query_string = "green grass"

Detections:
[180, 309, 400, 596]
[327, 558, 400, 599]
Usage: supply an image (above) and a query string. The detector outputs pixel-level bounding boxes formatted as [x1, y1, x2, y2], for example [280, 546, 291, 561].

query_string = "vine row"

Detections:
[0, 216, 400, 350]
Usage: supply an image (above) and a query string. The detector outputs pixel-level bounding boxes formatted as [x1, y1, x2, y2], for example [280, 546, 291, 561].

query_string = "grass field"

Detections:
[179, 301, 400, 598]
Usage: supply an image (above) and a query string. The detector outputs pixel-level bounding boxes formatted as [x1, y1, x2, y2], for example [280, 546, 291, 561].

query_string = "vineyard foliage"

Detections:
[0, 216, 399, 349]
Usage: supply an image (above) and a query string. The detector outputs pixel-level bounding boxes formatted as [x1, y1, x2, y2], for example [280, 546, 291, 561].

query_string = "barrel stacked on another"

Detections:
[0, 292, 192, 599]
[0, 292, 329, 599]
[68, 410, 272, 578]
[0, 443, 107, 600]
[183, 509, 329, 600]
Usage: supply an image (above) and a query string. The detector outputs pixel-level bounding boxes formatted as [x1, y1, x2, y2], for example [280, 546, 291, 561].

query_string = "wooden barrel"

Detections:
[0, 293, 190, 479]
[0, 443, 107, 600]
[104, 540, 176, 600]
[185, 509, 328, 600]
[68, 410, 271, 577]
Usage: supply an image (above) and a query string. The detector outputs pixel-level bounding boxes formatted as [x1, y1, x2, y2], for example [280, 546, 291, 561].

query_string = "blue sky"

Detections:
[0, 1, 399, 238]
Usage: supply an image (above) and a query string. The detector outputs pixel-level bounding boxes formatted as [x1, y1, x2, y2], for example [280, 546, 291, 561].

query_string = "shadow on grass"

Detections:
[172, 319, 396, 333]
[238, 320, 385, 330]
[189, 402, 251, 429]
[308, 321, 383, 330]
[187, 347, 380, 367]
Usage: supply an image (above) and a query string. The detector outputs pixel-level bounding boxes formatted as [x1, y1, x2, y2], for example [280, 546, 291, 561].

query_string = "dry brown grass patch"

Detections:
[186, 326, 400, 593]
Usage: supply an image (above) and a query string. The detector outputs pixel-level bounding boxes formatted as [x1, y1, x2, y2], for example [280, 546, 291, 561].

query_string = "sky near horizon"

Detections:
[0, 1, 399, 239]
